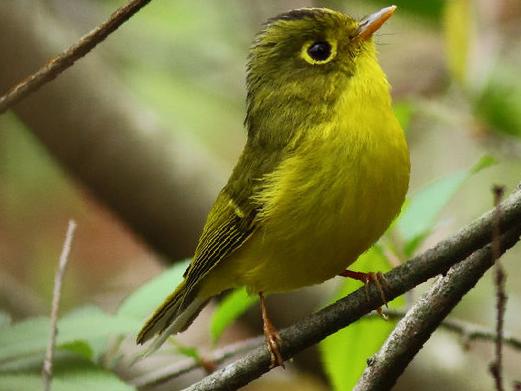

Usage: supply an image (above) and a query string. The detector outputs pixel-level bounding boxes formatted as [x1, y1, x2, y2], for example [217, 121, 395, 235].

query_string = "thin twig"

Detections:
[132, 337, 264, 389]
[490, 185, 507, 391]
[0, 0, 152, 114]
[42, 220, 77, 391]
[180, 183, 521, 391]
[368, 309, 521, 351]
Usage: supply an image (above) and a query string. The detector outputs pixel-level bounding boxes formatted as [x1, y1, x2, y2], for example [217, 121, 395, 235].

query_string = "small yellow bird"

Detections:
[137, 5, 409, 367]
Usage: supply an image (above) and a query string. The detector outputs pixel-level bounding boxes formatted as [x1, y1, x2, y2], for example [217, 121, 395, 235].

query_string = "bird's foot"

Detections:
[259, 292, 285, 369]
[339, 270, 389, 319]
[263, 318, 285, 369]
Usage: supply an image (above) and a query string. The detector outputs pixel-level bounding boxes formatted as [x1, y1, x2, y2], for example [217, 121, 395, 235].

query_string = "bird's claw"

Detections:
[339, 270, 389, 319]
[264, 325, 285, 369]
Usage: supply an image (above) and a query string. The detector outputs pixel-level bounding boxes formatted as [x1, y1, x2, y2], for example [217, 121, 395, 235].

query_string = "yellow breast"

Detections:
[239, 53, 408, 293]
[200, 48, 410, 296]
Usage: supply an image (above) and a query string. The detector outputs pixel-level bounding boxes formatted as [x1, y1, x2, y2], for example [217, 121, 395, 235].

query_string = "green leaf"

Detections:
[118, 259, 190, 320]
[0, 316, 49, 363]
[210, 287, 258, 344]
[58, 340, 94, 360]
[0, 306, 139, 364]
[169, 340, 201, 360]
[0, 362, 134, 391]
[474, 70, 521, 137]
[396, 155, 496, 255]
[393, 101, 414, 134]
[320, 247, 404, 391]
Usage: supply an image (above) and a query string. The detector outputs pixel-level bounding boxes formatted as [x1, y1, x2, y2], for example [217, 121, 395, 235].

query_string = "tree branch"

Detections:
[133, 308, 521, 389]
[490, 186, 507, 391]
[0, 0, 151, 114]
[182, 185, 521, 391]
[131, 337, 264, 389]
[373, 309, 521, 352]
[42, 220, 77, 391]
[353, 229, 515, 390]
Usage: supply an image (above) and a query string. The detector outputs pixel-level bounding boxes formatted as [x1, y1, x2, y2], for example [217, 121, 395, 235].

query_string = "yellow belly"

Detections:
[199, 51, 410, 297]
[200, 112, 409, 296]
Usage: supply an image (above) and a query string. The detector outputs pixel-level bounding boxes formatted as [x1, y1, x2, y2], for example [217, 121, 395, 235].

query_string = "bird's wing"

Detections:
[181, 190, 256, 293]
[182, 142, 282, 294]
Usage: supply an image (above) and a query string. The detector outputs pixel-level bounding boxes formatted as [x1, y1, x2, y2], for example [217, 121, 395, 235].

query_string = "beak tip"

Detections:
[357, 5, 397, 40]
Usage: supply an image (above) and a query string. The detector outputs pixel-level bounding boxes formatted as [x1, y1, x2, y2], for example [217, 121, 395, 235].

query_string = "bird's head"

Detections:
[245, 6, 396, 142]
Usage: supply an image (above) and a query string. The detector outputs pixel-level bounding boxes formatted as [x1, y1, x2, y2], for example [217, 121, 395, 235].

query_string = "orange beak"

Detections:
[356, 5, 397, 41]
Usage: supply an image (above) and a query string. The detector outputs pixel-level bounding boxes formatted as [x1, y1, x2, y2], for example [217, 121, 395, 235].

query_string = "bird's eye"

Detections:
[307, 42, 331, 61]
[301, 40, 337, 65]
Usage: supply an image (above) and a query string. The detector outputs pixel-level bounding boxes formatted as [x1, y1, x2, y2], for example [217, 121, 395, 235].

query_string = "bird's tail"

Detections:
[136, 280, 208, 356]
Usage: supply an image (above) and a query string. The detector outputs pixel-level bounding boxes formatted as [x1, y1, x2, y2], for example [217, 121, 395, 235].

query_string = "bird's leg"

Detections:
[259, 292, 285, 369]
[339, 270, 388, 319]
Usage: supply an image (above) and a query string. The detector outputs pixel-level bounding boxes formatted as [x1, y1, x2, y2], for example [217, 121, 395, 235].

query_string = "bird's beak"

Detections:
[356, 5, 397, 41]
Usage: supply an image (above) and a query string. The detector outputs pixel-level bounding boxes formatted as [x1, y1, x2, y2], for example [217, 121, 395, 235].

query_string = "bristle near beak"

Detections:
[356, 5, 397, 41]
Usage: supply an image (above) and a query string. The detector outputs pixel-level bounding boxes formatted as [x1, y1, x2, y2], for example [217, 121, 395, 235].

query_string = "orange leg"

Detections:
[339, 270, 388, 318]
[259, 292, 285, 369]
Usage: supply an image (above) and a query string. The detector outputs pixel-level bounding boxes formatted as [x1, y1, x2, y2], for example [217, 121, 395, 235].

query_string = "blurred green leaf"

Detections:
[443, 0, 472, 84]
[0, 316, 49, 363]
[0, 306, 139, 364]
[210, 288, 258, 344]
[320, 247, 404, 391]
[118, 259, 190, 320]
[393, 101, 415, 133]
[475, 72, 521, 137]
[396, 155, 496, 255]
[175, 345, 200, 360]
[0, 362, 134, 391]
[58, 340, 94, 361]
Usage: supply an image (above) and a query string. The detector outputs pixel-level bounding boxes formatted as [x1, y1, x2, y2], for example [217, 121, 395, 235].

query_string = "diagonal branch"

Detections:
[353, 229, 513, 390]
[0, 2, 223, 261]
[182, 185, 521, 391]
[0, 0, 152, 114]
[131, 337, 265, 389]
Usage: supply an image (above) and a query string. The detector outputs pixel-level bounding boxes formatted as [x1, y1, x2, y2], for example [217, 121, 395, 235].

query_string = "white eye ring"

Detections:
[300, 40, 337, 65]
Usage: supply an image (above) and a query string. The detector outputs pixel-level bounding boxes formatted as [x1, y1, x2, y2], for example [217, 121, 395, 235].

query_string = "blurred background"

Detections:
[1, 0, 521, 390]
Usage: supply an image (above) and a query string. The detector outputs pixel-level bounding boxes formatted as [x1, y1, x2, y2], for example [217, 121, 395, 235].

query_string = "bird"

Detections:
[137, 5, 410, 368]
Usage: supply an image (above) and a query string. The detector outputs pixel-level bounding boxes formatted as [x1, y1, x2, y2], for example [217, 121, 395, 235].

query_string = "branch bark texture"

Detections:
[183, 185, 521, 391]
[353, 228, 519, 391]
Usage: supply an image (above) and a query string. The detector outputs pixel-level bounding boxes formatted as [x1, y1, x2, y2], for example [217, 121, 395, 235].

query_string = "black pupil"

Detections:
[307, 41, 331, 62]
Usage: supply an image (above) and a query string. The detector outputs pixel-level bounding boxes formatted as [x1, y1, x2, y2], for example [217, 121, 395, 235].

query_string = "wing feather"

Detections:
[180, 142, 282, 295]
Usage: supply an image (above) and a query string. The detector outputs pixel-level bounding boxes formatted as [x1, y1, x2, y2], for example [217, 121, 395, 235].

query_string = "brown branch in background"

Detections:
[131, 336, 264, 389]
[0, 2, 222, 261]
[0, 0, 152, 114]
[180, 184, 521, 391]
[372, 309, 521, 351]
[490, 185, 507, 391]
[133, 307, 521, 390]
[42, 220, 77, 391]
